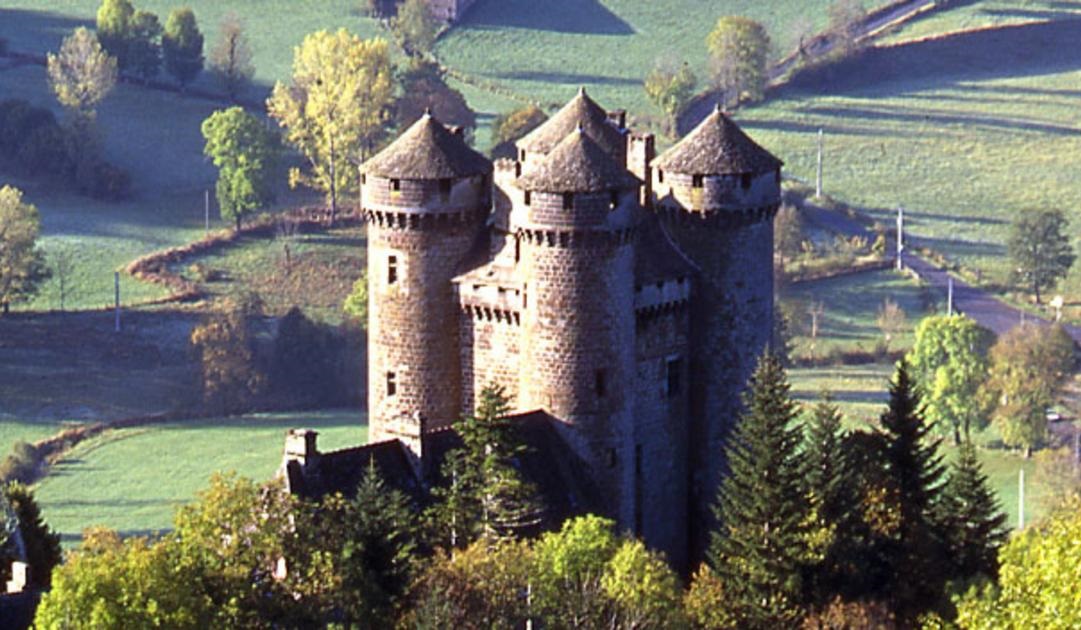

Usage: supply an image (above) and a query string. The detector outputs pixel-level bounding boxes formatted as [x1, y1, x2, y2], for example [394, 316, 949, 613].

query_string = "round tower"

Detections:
[360, 112, 492, 447]
[650, 106, 783, 553]
[511, 126, 640, 520]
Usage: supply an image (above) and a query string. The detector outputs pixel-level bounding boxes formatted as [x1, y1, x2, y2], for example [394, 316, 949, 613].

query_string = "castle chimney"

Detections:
[283, 429, 319, 466]
[6, 562, 28, 594]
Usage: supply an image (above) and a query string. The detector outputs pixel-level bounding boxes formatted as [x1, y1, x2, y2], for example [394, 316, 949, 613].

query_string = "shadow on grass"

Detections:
[799, 102, 1081, 136]
[783, 18, 1081, 97]
[461, 0, 634, 35]
[914, 235, 1007, 258]
[0, 9, 94, 51]
[495, 70, 639, 87]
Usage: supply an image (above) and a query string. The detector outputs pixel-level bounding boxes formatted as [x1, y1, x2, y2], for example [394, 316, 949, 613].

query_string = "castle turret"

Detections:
[650, 106, 782, 555]
[360, 112, 492, 452]
[517, 87, 627, 171]
[512, 126, 641, 524]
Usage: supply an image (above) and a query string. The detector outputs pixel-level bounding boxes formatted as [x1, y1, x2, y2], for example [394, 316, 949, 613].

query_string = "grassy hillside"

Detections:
[35, 410, 367, 544]
[437, 0, 893, 118]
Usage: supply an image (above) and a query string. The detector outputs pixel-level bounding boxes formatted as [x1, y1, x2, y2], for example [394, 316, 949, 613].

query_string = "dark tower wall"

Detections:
[654, 169, 780, 558]
[363, 174, 490, 448]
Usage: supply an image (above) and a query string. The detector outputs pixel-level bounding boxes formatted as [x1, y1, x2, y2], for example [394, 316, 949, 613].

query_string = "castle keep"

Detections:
[281, 89, 782, 568]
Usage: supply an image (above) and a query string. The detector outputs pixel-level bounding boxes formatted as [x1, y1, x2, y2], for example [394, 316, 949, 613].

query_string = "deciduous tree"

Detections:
[0, 186, 49, 314]
[395, 60, 475, 141]
[47, 27, 117, 121]
[342, 268, 368, 329]
[268, 30, 394, 222]
[163, 7, 204, 90]
[392, 0, 440, 56]
[706, 16, 770, 108]
[201, 106, 280, 230]
[127, 9, 162, 84]
[208, 13, 254, 100]
[490, 103, 547, 159]
[1007, 209, 1075, 304]
[189, 297, 266, 413]
[643, 59, 697, 134]
[95, 0, 135, 69]
[907, 314, 994, 444]
[707, 353, 810, 627]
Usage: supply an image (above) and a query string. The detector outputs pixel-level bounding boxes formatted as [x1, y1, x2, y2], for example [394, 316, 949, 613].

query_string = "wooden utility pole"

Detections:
[205, 189, 210, 233]
[815, 128, 823, 198]
[947, 276, 954, 316]
[114, 271, 121, 333]
[896, 206, 905, 271]
[1018, 468, 1025, 530]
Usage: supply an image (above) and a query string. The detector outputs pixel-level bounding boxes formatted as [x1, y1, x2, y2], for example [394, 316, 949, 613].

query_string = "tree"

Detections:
[392, 0, 440, 56]
[0, 186, 50, 314]
[127, 9, 162, 84]
[1007, 209, 1075, 304]
[342, 268, 368, 330]
[189, 297, 266, 413]
[940, 439, 1008, 582]
[268, 30, 394, 222]
[982, 322, 1077, 457]
[47, 27, 118, 121]
[208, 13, 254, 100]
[875, 297, 906, 355]
[95, 0, 135, 69]
[873, 361, 950, 622]
[396, 60, 476, 140]
[827, 0, 867, 58]
[4, 483, 62, 589]
[685, 564, 741, 630]
[531, 514, 619, 628]
[162, 7, 204, 90]
[956, 496, 1081, 628]
[201, 106, 280, 230]
[600, 538, 686, 629]
[706, 16, 770, 108]
[774, 203, 804, 268]
[490, 103, 548, 159]
[643, 59, 697, 134]
[428, 384, 542, 548]
[707, 353, 810, 627]
[907, 314, 994, 445]
[407, 539, 533, 628]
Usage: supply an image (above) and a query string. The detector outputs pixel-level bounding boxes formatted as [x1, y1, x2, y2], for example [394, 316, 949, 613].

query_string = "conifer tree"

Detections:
[429, 384, 542, 548]
[941, 439, 1008, 582]
[4, 483, 62, 589]
[875, 361, 950, 622]
[707, 353, 810, 628]
[803, 394, 858, 605]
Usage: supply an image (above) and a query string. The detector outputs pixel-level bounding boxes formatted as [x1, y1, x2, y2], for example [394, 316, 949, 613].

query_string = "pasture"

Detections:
[34, 410, 367, 544]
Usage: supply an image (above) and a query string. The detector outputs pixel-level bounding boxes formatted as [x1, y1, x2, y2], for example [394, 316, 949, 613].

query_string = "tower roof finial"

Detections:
[578, 85, 587, 96]
[423, 106, 433, 118]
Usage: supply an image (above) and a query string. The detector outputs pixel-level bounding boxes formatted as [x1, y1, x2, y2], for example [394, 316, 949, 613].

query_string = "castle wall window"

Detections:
[387, 255, 398, 285]
[741, 173, 752, 189]
[360, 174, 366, 185]
[562, 192, 574, 210]
[386, 371, 397, 397]
[524, 190, 531, 206]
[390, 179, 401, 192]
[520, 149, 526, 161]
[666, 358, 682, 398]
[692, 175, 703, 189]
[609, 190, 619, 209]
[595, 369, 607, 398]
[439, 178, 452, 201]
[657, 169, 664, 183]
[514, 237, 521, 263]
[515, 162, 522, 177]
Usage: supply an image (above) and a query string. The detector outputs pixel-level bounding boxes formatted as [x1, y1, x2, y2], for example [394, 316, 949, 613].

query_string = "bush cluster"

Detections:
[0, 98, 131, 200]
[0, 441, 43, 485]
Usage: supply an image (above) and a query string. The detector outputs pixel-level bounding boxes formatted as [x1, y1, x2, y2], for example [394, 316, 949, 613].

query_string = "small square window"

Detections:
[524, 190, 531, 206]
[562, 192, 573, 210]
[666, 358, 682, 398]
[386, 371, 397, 397]
[692, 175, 703, 189]
[387, 255, 398, 285]
[390, 179, 401, 192]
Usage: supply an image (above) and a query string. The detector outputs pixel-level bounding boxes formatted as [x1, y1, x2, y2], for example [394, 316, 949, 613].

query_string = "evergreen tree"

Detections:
[802, 394, 858, 605]
[96, 0, 135, 69]
[162, 8, 204, 90]
[127, 9, 162, 83]
[941, 439, 1009, 582]
[5, 483, 62, 589]
[875, 361, 950, 622]
[707, 353, 810, 628]
[428, 384, 542, 548]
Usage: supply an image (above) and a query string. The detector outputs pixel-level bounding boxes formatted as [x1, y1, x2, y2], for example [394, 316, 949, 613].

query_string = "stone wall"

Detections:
[654, 169, 780, 213]
[459, 305, 523, 412]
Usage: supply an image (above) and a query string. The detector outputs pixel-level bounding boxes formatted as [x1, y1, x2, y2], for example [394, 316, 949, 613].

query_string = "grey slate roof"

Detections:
[361, 111, 492, 179]
[518, 88, 626, 157]
[518, 128, 641, 193]
[652, 106, 783, 175]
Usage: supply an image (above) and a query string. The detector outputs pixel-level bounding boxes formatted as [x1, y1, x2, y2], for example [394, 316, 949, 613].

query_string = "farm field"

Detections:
[782, 268, 938, 361]
[437, 0, 894, 119]
[34, 409, 368, 544]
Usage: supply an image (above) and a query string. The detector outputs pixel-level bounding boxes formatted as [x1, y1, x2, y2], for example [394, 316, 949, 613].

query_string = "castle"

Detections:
[280, 88, 782, 569]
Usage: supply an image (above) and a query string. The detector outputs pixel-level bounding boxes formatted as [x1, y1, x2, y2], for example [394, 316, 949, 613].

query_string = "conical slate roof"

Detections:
[518, 88, 626, 157]
[361, 111, 491, 179]
[519, 127, 641, 193]
[652, 106, 782, 175]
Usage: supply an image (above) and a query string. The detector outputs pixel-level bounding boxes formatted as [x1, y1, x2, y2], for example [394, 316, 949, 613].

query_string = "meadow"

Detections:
[34, 410, 368, 543]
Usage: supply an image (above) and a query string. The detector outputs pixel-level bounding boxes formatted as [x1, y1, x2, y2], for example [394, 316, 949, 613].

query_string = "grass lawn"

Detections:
[437, 0, 893, 119]
[782, 268, 938, 361]
[790, 363, 1052, 529]
[35, 409, 368, 544]
[731, 0, 1081, 318]
[0, 1, 383, 92]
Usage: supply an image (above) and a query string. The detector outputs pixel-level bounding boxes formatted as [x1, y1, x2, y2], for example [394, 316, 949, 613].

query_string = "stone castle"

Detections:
[280, 88, 782, 569]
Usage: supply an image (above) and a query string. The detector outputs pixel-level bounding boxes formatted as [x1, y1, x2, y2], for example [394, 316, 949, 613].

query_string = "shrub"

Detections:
[0, 442, 42, 484]
[188, 262, 222, 282]
[75, 156, 132, 200]
[16, 123, 75, 177]
[0, 99, 57, 155]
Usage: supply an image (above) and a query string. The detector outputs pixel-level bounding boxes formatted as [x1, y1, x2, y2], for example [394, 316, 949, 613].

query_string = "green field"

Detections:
[437, 0, 892, 119]
[34, 410, 368, 544]
[782, 268, 938, 360]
